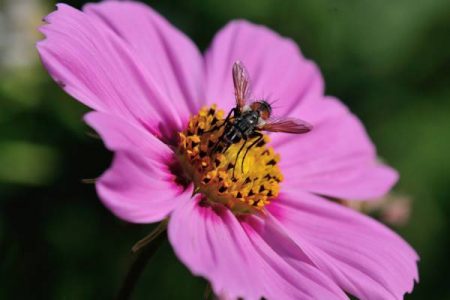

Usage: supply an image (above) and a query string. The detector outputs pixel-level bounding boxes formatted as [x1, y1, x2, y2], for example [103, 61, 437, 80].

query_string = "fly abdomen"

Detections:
[223, 126, 242, 144]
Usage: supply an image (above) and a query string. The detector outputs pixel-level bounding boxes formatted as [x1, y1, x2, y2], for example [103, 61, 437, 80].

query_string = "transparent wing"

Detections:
[261, 117, 313, 134]
[232, 61, 251, 111]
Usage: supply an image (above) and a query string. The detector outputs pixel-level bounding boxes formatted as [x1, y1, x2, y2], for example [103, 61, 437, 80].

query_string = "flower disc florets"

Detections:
[177, 105, 283, 214]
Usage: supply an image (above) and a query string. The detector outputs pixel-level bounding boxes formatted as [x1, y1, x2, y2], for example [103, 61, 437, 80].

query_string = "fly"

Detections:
[209, 61, 313, 175]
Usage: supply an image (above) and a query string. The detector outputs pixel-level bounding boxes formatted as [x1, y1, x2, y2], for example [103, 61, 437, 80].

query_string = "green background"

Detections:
[1, 0, 449, 299]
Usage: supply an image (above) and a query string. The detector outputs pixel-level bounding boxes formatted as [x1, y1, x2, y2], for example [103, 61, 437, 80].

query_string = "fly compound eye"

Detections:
[259, 101, 272, 120]
[260, 110, 270, 120]
[250, 101, 272, 120]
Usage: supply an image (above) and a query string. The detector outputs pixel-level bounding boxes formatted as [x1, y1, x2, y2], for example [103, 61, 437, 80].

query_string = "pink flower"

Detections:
[37, 2, 418, 299]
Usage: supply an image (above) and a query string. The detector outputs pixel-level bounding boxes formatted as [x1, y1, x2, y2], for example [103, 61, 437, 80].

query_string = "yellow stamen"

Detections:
[177, 105, 283, 214]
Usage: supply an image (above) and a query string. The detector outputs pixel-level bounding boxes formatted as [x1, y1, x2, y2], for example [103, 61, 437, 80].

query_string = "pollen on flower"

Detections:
[177, 105, 283, 214]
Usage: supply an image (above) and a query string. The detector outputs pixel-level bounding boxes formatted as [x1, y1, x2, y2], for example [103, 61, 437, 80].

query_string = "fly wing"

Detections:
[232, 61, 251, 111]
[261, 117, 313, 134]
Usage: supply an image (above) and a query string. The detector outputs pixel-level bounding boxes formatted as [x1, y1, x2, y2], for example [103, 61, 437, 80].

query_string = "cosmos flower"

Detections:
[37, 2, 418, 299]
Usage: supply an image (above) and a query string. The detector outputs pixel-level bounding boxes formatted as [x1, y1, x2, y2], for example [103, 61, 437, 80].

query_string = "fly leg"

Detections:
[208, 108, 238, 155]
[232, 137, 248, 178]
[204, 108, 236, 133]
[210, 139, 222, 155]
[241, 132, 263, 173]
[211, 138, 230, 155]
[206, 108, 235, 156]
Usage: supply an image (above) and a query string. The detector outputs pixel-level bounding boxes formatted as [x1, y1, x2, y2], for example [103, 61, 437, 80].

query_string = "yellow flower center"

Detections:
[177, 105, 283, 214]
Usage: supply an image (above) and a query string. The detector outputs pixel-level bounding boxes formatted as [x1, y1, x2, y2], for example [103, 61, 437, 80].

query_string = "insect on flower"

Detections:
[211, 61, 312, 172]
[37, 2, 419, 299]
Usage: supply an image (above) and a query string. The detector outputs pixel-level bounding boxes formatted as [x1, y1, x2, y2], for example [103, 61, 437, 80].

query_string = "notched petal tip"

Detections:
[41, 3, 71, 24]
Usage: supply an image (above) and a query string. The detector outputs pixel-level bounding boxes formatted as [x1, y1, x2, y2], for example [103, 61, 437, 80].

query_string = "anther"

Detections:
[176, 105, 283, 214]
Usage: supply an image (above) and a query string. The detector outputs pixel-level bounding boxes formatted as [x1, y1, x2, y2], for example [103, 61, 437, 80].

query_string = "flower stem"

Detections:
[117, 221, 168, 300]
[203, 282, 212, 300]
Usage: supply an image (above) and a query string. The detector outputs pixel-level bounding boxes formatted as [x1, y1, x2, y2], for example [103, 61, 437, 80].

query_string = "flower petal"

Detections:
[275, 97, 398, 200]
[204, 20, 323, 115]
[168, 198, 348, 300]
[84, 112, 173, 161]
[268, 190, 419, 300]
[97, 153, 189, 223]
[37, 3, 197, 139]
[85, 112, 185, 223]
[83, 1, 204, 116]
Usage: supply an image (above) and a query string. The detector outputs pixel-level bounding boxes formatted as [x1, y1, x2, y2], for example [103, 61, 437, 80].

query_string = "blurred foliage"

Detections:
[0, 0, 449, 299]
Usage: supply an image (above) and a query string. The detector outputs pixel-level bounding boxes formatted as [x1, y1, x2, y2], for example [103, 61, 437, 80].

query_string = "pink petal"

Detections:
[204, 20, 323, 115]
[168, 198, 348, 300]
[268, 190, 419, 300]
[275, 97, 398, 200]
[97, 153, 189, 223]
[85, 112, 186, 223]
[84, 112, 173, 162]
[83, 1, 204, 116]
[37, 3, 200, 139]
